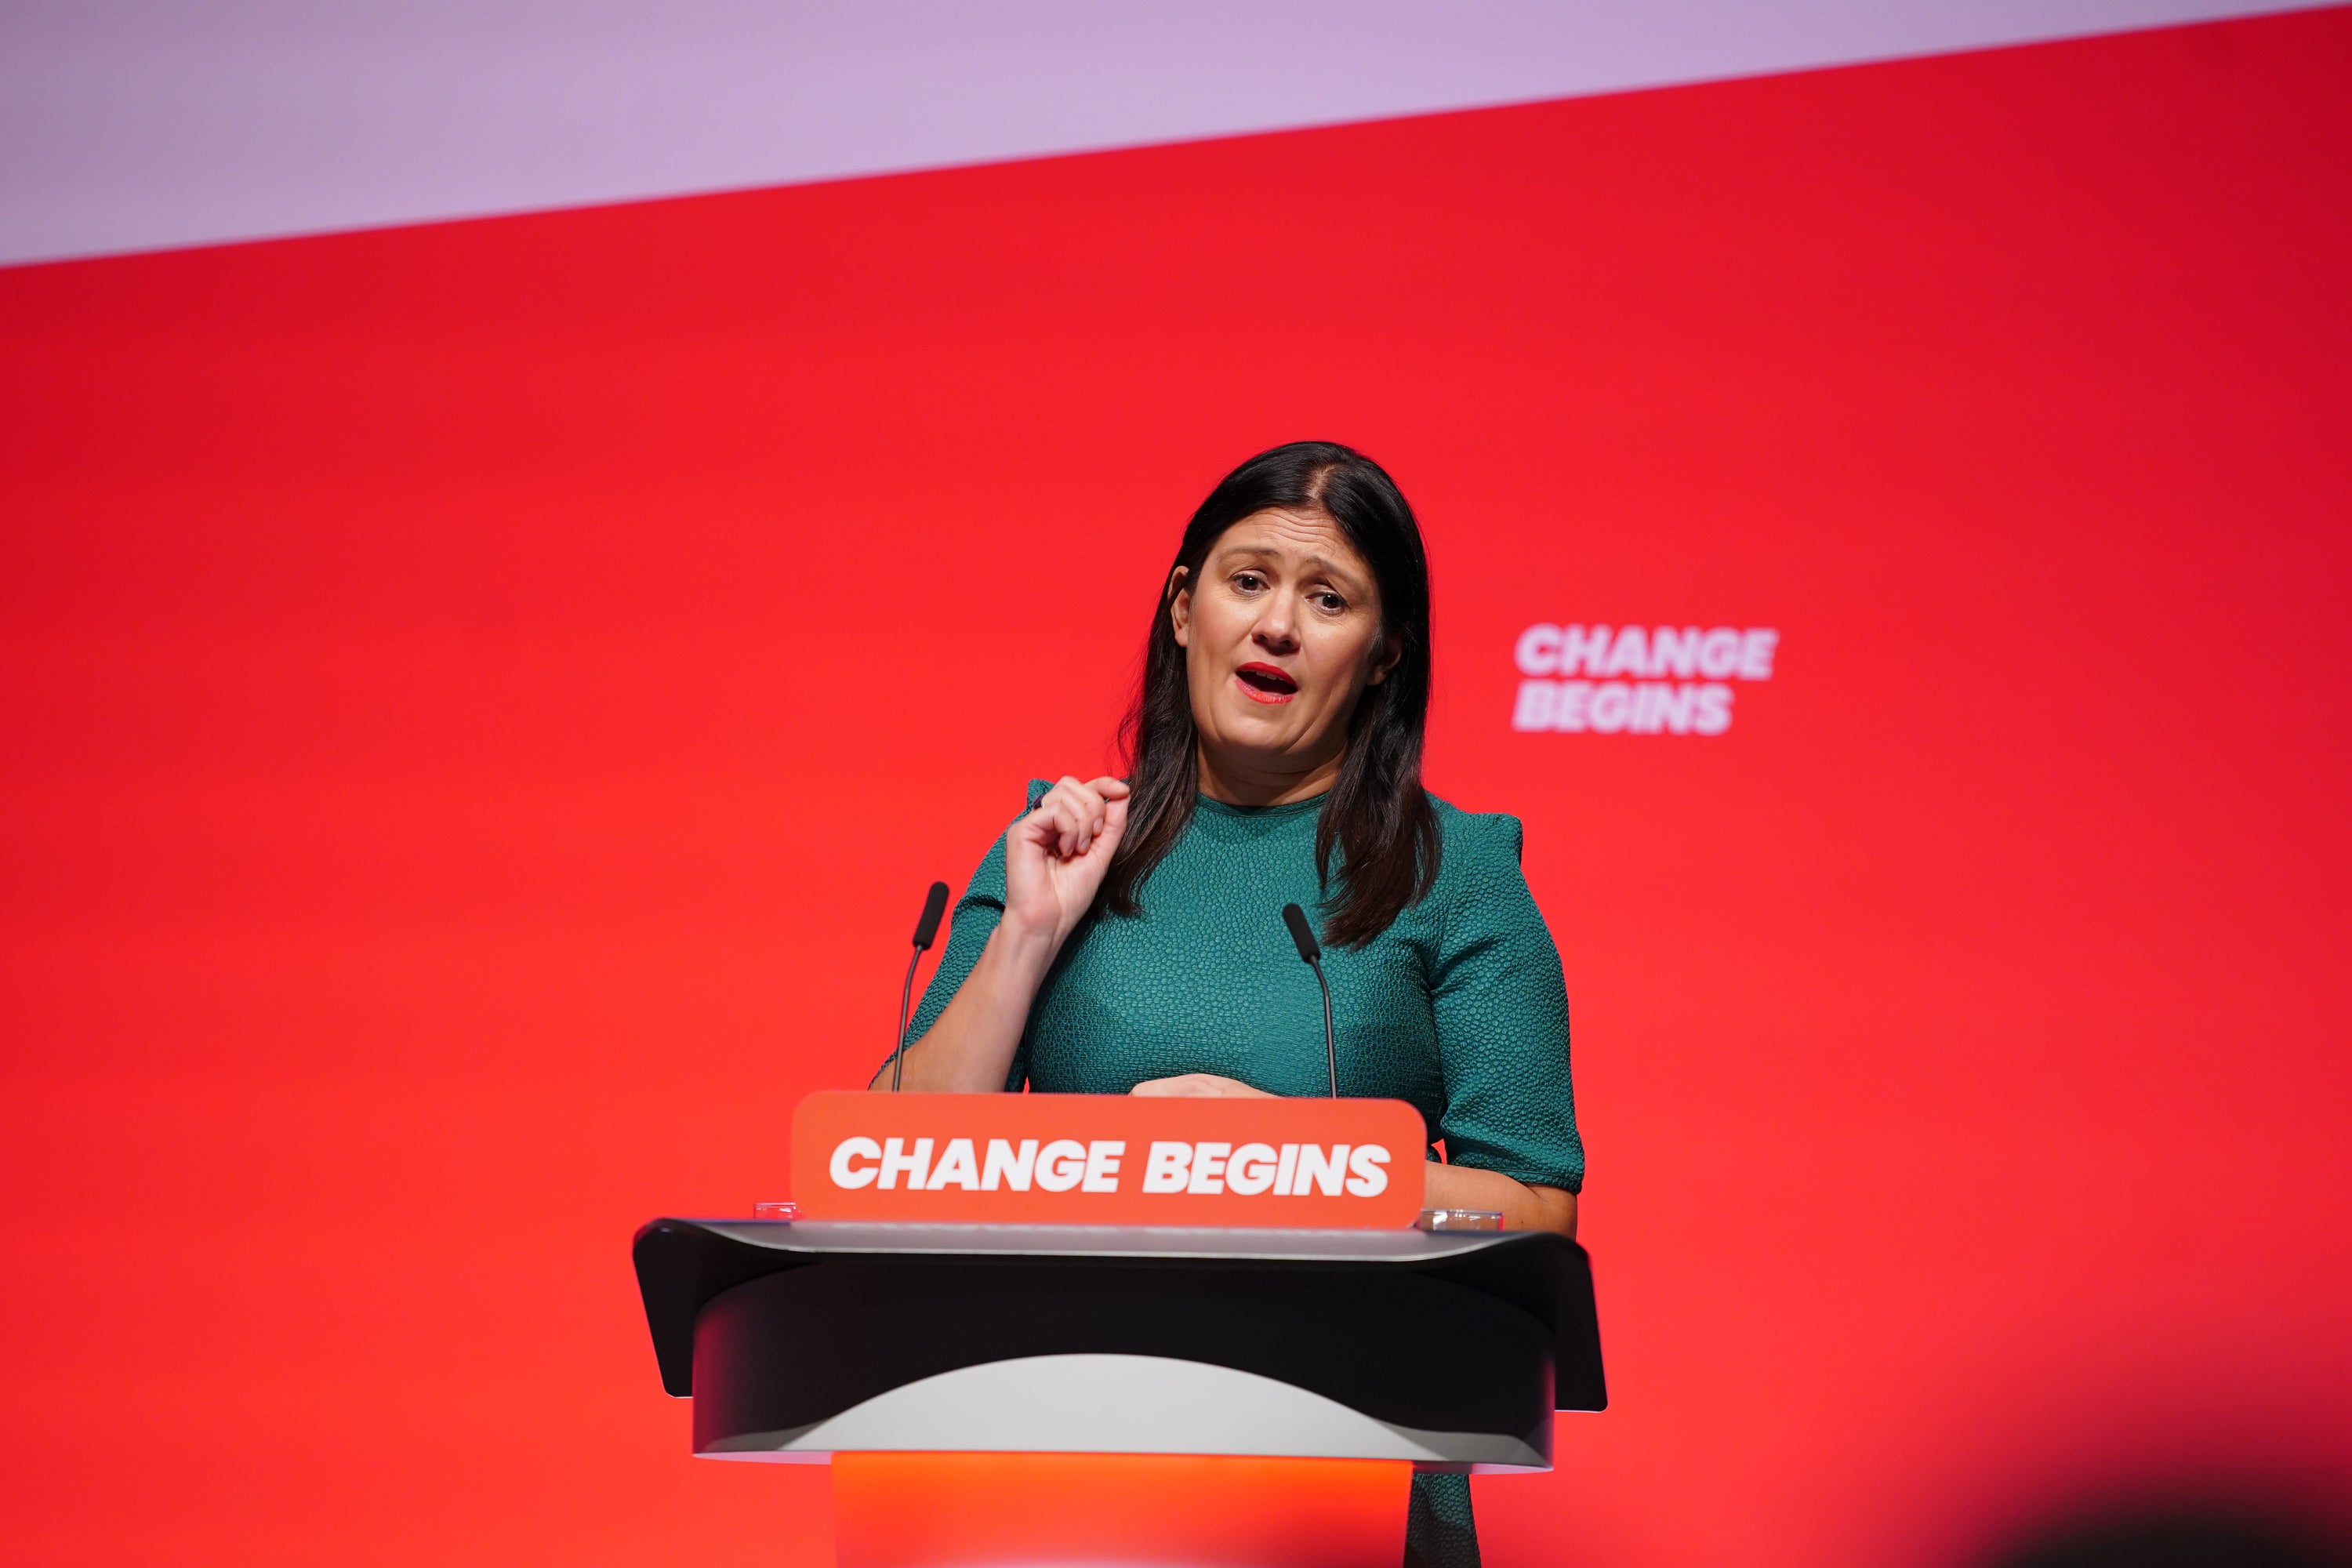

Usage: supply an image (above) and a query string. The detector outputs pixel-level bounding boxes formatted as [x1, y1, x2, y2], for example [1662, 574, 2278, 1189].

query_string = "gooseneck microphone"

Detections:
[889, 881, 951, 1091]
[1281, 902, 1338, 1098]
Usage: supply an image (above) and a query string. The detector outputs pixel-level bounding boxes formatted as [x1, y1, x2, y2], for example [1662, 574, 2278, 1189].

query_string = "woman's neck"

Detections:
[1194, 742, 1341, 808]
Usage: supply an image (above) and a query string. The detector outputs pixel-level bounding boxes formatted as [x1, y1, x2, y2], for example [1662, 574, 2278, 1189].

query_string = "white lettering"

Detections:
[1142, 1141, 1193, 1193]
[1513, 623, 1562, 676]
[1588, 682, 1632, 733]
[1345, 1145, 1392, 1197]
[1512, 678, 1558, 731]
[877, 1136, 933, 1190]
[1508, 626, 1773, 737]
[1629, 682, 1667, 733]
[1274, 1142, 1300, 1196]
[829, 1136, 881, 1189]
[1554, 681, 1592, 732]
[982, 1138, 1039, 1191]
[1559, 624, 1611, 677]
[1657, 682, 1697, 734]
[1186, 1141, 1232, 1195]
[1294, 1143, 1348, 1197]
[1650, 626, 1701, 678]
[924, 1137, 980, 1190]
[1697, 627, 1742, 678]
[1602, 626, 1650, 677]
[1693, 682, 1733, 735]
[1081, 1139, 1124, 1193]
[1035, 1138, 1087, 1192]
[1226, 1142, 1279, 1196]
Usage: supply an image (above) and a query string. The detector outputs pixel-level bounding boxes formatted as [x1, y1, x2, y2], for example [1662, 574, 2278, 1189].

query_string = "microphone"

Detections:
[912, 880, 949, 950]
[1281, 902, 1338, 1097]
[890, 881, 951, 1091]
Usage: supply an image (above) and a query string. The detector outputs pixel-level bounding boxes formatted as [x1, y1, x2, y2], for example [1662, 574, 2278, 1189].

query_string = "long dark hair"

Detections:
[1101, 441, 1440, 946]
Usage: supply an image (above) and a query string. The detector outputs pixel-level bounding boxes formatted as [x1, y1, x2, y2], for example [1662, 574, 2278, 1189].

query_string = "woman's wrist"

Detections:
[982, 913, 1063, 981]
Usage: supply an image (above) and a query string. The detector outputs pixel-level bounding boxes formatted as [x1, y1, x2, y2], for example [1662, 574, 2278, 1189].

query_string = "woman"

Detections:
[876, 441, 1582, 1568]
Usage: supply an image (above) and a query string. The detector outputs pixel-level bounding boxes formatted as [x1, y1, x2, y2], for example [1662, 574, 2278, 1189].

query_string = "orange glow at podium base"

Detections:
[831, 1452, 1414, 1567]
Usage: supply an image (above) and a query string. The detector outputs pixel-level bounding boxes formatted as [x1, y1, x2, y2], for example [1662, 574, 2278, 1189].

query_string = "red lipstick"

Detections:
[1234, 662, 1300, 704]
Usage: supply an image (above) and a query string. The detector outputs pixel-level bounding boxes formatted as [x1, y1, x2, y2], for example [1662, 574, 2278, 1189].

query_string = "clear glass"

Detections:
[752, 1201, 799, 1221]
[1416, 1207, 1504, 1232]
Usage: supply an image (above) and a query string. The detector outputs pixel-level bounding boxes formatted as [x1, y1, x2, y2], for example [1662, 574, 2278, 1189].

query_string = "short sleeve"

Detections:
[1427, 810, 1584, 1192]
[892, 781, 1052, 1092]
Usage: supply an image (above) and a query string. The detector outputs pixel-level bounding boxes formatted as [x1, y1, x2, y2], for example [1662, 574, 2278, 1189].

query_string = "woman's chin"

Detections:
[1203, 710, 1306, 754]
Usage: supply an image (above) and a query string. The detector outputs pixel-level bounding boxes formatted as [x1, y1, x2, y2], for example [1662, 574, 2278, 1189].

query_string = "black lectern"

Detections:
[633, 1218, 1604, 1566]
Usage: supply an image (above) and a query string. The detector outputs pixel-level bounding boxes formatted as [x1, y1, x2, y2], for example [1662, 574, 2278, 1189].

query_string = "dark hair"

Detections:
[1102, 441, 1440, 946]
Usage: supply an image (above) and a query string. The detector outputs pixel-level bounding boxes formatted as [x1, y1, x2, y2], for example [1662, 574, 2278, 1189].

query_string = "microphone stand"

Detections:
[1309, 952, 1337, 1098]
[890, 945, 924, 1091]
[890, 881, 951, 1091]
[1281, 902, 1338, 1098]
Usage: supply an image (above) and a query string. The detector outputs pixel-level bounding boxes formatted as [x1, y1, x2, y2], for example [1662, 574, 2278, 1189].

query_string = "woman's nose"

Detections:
[1254, 601, 1299, 651]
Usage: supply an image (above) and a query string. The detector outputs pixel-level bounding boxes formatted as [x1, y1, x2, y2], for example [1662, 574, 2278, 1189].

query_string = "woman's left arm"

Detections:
[1421, 811, 1587, 1236]
[1424, 1162, 1577, 1237]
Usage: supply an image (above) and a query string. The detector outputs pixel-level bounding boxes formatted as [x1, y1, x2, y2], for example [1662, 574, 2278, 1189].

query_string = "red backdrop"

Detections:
[4, 10, 2350, 1565]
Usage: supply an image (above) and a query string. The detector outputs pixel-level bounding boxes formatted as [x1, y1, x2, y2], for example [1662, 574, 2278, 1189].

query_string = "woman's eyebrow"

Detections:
[1298, 555, 1370, 593]
[1216, 545, 1365, 587]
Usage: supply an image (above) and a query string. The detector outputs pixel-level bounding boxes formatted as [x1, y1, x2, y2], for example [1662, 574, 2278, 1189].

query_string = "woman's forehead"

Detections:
[1210, 509, 1370, 575]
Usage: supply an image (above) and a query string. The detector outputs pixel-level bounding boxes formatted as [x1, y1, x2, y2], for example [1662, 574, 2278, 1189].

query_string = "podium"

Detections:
[633, 1216, 1606, 1566]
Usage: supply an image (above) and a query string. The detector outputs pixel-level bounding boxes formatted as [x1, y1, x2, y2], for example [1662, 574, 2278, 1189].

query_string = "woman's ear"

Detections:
[1167, 566, 1192, 649]
[1367, 630, 1403, 686]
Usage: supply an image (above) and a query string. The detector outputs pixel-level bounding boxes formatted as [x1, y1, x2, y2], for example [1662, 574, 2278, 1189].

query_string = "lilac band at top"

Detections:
[0, 0, 2322, 267]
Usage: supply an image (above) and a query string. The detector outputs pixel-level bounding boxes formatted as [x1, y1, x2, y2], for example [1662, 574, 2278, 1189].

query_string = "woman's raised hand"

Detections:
[882, 775, 1129, 1093]
[1001, 775, 1131, 951]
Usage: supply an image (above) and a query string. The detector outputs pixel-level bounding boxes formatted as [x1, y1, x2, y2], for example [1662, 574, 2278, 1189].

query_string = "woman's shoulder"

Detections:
[1418, 793, 1550, 949]
[1427, 792, 1528, 867]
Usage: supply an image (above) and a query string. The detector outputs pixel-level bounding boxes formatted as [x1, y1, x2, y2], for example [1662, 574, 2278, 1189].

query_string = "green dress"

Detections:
[907, 781, 1585, 1568]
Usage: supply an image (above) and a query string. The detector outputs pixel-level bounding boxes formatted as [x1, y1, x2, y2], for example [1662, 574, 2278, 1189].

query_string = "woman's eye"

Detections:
[1313, 592, 1346, 612]
[1235, 573, 1266, 592]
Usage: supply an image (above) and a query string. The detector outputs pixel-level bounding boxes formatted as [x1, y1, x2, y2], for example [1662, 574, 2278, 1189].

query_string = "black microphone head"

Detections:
[913, 881, 950, 950]
[1281, 902, 1320, 964]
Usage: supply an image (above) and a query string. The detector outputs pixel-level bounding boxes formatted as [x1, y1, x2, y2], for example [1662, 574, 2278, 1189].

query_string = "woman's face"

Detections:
[1171, 508, 1398, 786]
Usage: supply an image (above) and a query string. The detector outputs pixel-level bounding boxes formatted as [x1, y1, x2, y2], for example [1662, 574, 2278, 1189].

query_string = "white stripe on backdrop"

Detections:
[0, 0, 2325, 267]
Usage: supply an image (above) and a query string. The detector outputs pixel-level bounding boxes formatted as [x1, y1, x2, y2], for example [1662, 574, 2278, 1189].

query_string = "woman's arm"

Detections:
[1422, 814, 1588, 1231]
[873, 775, 1129, 1092]
[1424, 1162, 1577, 1238]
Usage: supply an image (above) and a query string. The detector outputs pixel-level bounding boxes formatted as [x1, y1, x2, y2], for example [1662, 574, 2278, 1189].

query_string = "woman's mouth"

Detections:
[1234, 662, 1299, 704]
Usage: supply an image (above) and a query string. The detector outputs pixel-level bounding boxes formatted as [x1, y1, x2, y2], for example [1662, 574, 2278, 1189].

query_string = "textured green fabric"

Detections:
[904, 781, 1580, 1568]
[1404, 1473, 1480, 1568]
[909, 781, 1584, 1192]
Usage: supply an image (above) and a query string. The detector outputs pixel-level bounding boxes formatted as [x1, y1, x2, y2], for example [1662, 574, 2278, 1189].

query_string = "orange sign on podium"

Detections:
[832, 1452, 1411, 1568]
[789, 1091, 1428, 1229]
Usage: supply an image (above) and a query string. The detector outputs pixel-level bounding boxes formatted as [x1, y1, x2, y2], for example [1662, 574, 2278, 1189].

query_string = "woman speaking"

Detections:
[874, 441, 1583, 1568]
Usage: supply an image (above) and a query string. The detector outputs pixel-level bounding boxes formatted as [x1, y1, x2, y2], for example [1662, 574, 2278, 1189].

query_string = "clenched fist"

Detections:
[1001, 775, 1131, 951]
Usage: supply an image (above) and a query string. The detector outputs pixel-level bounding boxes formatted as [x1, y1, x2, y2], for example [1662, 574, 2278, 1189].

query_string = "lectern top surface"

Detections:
[670, 1218, 1546, 1264]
